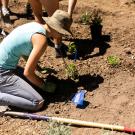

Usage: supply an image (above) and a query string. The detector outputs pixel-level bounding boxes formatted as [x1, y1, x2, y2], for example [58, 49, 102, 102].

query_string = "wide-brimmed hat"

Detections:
[43, 10, 72, 36]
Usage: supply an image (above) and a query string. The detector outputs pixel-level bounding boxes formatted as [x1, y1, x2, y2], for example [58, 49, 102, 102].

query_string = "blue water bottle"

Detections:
[72, 90, 86, 107]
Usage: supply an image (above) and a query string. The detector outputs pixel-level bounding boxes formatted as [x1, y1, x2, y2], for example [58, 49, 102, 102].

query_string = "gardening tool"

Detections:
[74, 50, 78, 62]
[3, 111, 135, 133]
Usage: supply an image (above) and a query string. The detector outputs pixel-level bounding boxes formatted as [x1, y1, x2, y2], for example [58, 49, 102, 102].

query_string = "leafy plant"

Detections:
[47, 121, 71, 135]
[68, 42, 77, 54]
[65, 63, 79, 80]
[107, 55, 120, 67]
[80, 11, 91, 25]
[80, 9, 102, 26]
[90, 9, 102, 26]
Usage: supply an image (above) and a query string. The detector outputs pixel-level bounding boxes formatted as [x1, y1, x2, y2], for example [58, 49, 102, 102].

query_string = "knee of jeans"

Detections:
[33, 99, 44, 111]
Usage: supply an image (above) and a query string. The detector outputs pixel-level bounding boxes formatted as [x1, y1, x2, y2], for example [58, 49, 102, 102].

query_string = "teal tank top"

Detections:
[0, 22, 47, 69]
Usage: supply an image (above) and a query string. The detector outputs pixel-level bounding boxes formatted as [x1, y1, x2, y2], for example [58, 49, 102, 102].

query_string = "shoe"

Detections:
[1, 7, 9, 16]
[1, 7, 11, 27]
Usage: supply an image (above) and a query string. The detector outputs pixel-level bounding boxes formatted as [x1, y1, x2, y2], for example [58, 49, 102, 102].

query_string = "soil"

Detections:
[1, 0, 135, 135]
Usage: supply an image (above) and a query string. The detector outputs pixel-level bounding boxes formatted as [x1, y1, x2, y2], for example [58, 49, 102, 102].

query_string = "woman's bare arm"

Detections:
[24, 33, 47, 88]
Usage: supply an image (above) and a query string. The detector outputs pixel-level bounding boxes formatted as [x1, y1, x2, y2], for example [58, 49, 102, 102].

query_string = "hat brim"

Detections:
[43, 17, 72, 36]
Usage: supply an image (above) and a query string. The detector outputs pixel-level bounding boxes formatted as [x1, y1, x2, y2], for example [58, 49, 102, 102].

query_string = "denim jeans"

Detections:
[0, 68, 44, 111]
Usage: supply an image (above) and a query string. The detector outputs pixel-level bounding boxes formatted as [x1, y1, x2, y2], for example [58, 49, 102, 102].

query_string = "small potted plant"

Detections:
[89, 9, 103, 41]
[65, 63, 79, 81]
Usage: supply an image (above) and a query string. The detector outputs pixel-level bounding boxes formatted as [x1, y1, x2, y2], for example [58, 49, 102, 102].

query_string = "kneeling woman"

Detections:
[0, 10, 72, 111]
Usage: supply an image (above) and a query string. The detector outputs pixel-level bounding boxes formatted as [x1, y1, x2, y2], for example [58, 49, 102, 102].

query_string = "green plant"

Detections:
[90, 9, 102, 26]
[107, 55, 120, 67]
[47, 121, 71, 135]
[80, 11, 91, 25]
[80, 9, 102, 25]
[65, 63, 79, 80]
[68, 42, 77, 54]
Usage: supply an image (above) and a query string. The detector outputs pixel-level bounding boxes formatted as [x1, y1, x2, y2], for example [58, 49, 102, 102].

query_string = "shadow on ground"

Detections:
[65, 34, 111, 60]
[39, 74, 104, 106]
[9, 10, 48, 21]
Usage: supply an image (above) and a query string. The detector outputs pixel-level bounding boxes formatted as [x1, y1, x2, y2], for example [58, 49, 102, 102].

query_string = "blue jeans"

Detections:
[0, 68, 44, 111]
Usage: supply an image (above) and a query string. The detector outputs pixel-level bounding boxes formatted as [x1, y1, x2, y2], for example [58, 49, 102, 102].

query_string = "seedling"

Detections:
[107, 55, 120, 67]
[65, 63, 79, 80]
[68, 42, 77, 54]
[80, 11, 91, 25]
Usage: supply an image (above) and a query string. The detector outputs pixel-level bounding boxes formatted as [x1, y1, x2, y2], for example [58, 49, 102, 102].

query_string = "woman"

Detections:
[0, 10, 72, 112]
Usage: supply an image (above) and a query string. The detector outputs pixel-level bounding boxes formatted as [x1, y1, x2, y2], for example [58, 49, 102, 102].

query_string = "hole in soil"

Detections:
[40, 74, 104, 104]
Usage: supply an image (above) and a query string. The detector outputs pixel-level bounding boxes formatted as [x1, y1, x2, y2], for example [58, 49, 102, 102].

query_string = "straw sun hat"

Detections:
[43, 10, 72, 36]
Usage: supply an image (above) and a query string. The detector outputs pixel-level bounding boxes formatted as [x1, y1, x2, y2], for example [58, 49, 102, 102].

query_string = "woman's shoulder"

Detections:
[15, 22, 46, 35]
[19, 22, 41, 28]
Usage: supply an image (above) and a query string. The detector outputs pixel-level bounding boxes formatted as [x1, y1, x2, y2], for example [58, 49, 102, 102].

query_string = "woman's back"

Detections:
[0, 22, 46, 69]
